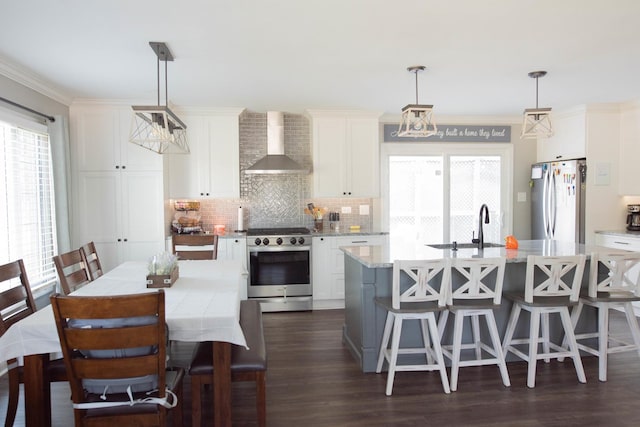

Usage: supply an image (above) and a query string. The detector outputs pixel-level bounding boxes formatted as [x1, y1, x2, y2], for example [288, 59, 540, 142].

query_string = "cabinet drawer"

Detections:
[596, 234, 640, 251]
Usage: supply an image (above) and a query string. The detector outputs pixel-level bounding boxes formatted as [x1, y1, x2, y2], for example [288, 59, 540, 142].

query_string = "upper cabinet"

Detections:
[72, 104, 162, 172]
[619, 103, 640, 195]
[307, 110, 382, 198]
[537, 108, 587, 162]
[166, 108, 243, 199]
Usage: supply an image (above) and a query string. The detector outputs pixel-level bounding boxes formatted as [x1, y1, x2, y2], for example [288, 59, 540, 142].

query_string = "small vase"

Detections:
[314, 219, 323, 232]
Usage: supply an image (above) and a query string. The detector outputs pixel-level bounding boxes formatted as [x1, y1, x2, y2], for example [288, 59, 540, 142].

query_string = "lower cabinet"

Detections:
[218, 236, 248, 300]
[595, 233, 640, 315]
[312, 235, 387, 309]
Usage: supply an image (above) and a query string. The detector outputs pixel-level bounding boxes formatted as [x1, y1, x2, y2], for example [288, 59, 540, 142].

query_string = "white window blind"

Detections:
[1, 117, 58, 292]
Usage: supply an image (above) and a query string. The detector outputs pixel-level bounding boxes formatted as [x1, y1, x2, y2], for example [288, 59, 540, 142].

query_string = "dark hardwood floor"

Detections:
[2, 309, 640, 426]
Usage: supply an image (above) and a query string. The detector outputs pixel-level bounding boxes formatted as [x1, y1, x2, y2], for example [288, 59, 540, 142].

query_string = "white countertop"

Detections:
[595, 230, 640, 238]
[341, 239, 618, 269]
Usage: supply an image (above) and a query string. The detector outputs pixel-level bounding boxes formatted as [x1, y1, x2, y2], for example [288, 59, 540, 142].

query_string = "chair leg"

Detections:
[426, 314, 450, 394]
[527, 308, 541, 388]
[449, 312, 464, 392]
[385, 316, 404, 396]
[437, 310, 449, 339]
[376, 312, 394, 373]
[542, 312, 551, 363]
[172, 377, 184, 427]
[471, 314, 482, 361]
[5, 368, 19, 427]
[420, 318, 434, 365]
[597, 304, 609, 382]
[560, 302, 584, 362]
[559, 307, 587, 384]
[486, 311, 511, 387]
[256, 372, 267, 427]
[191, 375, 203, 427]
[623, 302, 640, 358]
[502, 303, 521, 357]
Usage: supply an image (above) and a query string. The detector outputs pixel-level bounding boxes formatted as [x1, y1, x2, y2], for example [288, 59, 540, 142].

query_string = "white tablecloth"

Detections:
[0, 259, 248, 363]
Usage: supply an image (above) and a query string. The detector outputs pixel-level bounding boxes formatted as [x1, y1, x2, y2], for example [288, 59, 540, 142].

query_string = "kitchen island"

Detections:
[341, 239, 611, 372]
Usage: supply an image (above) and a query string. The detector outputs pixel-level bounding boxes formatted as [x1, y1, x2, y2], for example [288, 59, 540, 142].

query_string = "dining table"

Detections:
[0, 259, 248, 427]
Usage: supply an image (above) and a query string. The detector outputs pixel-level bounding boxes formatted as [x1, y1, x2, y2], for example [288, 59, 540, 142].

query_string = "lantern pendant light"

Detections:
[398, 65, 437, 138]
[521, 70, 553, 139]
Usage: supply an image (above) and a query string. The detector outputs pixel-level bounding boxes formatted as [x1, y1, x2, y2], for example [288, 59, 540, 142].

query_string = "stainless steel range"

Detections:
[247, 227, 312, 312]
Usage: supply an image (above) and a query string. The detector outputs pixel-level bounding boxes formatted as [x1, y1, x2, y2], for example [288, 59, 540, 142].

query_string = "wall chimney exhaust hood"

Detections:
[245, 111, 308, 174]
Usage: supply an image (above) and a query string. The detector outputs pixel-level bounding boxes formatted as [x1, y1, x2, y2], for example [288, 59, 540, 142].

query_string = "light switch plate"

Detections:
[341, 206, 351, 214]
[359, 205, 370, 215]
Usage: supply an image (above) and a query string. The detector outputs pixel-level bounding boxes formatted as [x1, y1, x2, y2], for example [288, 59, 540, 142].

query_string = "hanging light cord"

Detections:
[535, 76, 539, 109]
[414, 69, 419, 104]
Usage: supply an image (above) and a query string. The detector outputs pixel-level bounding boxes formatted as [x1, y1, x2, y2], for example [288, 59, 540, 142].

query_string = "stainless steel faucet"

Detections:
[472, 204, 490, 249]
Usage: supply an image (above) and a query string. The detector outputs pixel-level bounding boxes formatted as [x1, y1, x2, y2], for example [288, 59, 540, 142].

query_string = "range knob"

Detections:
[262, 238, 270, 246]
[254, 238, 262, 245]
[289, 237, 297, 245]
[298, 237, 305, 245]
[276, 237, 283, 245]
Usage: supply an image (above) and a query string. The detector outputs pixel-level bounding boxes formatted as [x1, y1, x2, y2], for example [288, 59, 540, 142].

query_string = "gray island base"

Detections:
[341, 240, 610, 373]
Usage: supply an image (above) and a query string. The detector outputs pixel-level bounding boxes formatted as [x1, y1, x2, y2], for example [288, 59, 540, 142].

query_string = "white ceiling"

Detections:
[2, 0, 640, 117]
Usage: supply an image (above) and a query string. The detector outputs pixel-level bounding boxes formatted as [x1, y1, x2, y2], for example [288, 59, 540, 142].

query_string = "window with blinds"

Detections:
[1, 118, 58, 292]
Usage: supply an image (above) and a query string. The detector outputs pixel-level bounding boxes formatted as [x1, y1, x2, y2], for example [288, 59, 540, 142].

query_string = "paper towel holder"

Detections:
[234, 206, 247, 233]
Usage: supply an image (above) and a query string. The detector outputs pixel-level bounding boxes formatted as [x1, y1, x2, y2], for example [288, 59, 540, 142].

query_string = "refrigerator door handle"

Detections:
[542, 168, 551, 238]
[550, 170, 557, 238]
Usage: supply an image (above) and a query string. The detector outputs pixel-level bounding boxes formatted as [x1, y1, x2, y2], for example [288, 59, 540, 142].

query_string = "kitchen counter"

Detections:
[311, 229, 388, 238]
[595, 230, 640, 239]
[342, 239, 604, 372]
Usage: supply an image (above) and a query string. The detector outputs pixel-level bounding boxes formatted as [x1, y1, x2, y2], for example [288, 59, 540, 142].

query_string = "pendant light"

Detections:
[398, 65, 437, 138]
[130, 42, 189, 154]
[521, 70, 553, 139]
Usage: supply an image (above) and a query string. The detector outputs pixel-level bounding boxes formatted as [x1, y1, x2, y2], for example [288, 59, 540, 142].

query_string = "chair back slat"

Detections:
[54, 249, 91, 295]
[449, 257, 506, 305]
[524, 255, 586, 302]
[0, 260, 37, 331]
[589, 251, 640, 297]
[172, 234, 219, 260]
[393, 259, 450, 309]
[80, 241, 103, 280]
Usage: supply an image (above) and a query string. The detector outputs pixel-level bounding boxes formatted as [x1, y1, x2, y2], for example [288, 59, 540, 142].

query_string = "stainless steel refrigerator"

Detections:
[530, 159, 587, 243]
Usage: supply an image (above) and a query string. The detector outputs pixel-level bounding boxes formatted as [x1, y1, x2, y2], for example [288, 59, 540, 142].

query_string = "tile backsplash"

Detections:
[173, 110, 374, 232]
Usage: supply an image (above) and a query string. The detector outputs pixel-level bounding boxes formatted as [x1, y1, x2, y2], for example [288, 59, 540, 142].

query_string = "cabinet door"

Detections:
[312, 116, 347, 197]
[619, 107, 640, 195]
[121, 171, 164, 243]
[167, 115, 202, 198]
[73, 108, 121, 171]
[312, 237, 332, 300]
[348, 117, 379, 197]
[537, 110, 586, 161]
[226, 237, 247, 268]
[207, 115, 240, 198]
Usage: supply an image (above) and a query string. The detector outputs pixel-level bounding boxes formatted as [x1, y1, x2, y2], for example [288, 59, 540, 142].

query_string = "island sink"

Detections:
[427, 242, 504, 249]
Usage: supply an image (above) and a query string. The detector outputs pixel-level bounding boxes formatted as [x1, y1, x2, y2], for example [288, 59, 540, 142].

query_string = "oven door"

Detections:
[248, 246, 312, 298]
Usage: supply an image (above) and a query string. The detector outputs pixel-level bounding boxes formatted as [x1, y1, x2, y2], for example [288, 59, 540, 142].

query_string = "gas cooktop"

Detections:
[247, 227, 310, 236]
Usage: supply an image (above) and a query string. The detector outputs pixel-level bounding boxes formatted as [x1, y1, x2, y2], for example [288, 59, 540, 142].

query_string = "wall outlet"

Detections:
[341, 206, 351, 214]
[359, 204, 370, 215]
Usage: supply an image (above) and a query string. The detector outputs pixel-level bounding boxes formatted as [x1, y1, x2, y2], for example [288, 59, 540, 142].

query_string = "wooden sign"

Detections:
[383, 123, 511, 142]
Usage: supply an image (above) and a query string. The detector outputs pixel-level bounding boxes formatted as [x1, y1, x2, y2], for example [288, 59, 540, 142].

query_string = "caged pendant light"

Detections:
[398, 65, 437, 138]
[521, 70, 553, 139]
[130, 42, 189, 154]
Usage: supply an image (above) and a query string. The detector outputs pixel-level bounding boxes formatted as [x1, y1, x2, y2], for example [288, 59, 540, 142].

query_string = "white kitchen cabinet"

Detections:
[313, 234, 387, 309]
[537, 108, 586, 162]
[218, 236, 247, 268]
[70, 103, 165, 272]
[619, 104, 640, 195]
[307, 110, 381, 198]
[166, 109, 243, 199]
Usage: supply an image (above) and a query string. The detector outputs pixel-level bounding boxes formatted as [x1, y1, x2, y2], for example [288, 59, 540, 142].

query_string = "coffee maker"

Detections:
[627, 204, 640, 231]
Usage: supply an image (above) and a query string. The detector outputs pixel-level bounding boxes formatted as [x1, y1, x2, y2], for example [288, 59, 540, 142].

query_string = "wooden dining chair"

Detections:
[53, 249, 91, 295]
[172, 234, 219, 260]
[80, 241, 103, 280]
[502, 254, 587, 388]
[50, 290, 185, 427]
[0, 259, 67, 427]
[375, 258, 451, 396]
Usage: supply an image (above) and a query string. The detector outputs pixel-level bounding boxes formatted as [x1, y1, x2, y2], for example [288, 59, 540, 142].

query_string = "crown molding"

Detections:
[0, 57, 73, 106]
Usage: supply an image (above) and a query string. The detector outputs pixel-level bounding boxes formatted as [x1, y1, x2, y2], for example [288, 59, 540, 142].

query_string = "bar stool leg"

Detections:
[376, 312, 394, 373]
[527, 308, 541, 388]
[559, 307, 586, 383]
[486, 311, 511, 387]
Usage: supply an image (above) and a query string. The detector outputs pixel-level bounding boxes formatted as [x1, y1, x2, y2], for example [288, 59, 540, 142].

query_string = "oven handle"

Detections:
[248, 245, 311, 253]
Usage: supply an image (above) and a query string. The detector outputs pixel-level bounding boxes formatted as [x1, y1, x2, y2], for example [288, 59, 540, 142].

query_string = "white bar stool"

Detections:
[437, 257, 510, 391]
[502, 254, 587, 388]
[375, 259, 451, 396]
[564, 251, 640, 381]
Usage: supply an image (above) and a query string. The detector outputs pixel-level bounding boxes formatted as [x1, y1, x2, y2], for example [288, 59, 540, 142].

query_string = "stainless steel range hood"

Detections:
[245, 111, 308, 174]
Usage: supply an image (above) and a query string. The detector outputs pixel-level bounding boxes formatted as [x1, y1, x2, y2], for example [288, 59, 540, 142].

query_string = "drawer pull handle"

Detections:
[614, 241, 630, 245]
[351, 240, 368, 244]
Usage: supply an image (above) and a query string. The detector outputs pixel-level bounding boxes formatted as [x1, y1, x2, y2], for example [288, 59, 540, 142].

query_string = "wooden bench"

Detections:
[189, 299, 267, 427]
